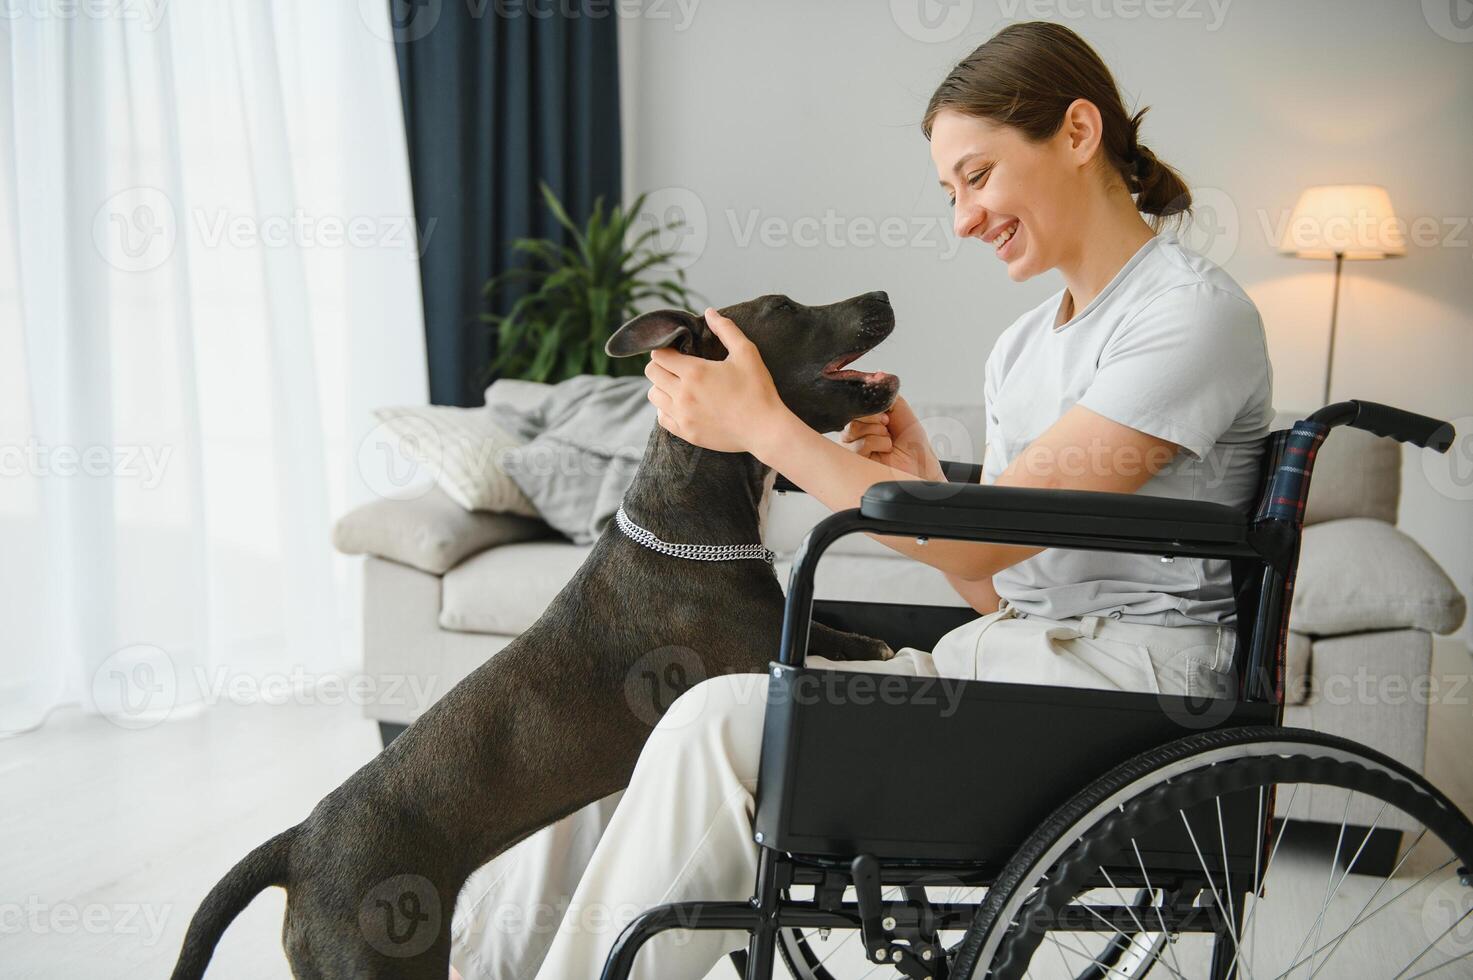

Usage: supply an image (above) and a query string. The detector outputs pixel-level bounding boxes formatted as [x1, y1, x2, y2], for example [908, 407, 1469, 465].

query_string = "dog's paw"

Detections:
[842, 635, 894, 662]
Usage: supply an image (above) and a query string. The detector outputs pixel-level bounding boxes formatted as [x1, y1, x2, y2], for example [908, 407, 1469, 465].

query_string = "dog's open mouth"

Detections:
[821, 347, 899, 388]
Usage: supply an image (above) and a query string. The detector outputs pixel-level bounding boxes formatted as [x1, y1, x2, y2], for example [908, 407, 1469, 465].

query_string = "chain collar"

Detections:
[614, 504, 775, 564]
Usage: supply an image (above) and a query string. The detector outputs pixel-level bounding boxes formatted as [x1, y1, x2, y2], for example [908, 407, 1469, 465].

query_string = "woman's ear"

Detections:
[605, 309, 704, 357]
[1061, 97, 1105, 167]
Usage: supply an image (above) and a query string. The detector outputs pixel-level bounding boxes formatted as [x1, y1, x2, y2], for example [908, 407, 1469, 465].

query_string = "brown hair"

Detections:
[922, 21, 1191, 230]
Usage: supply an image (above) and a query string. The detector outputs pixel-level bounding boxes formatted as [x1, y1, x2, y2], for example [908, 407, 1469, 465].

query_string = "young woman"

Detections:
[451, 19, 1274, 980]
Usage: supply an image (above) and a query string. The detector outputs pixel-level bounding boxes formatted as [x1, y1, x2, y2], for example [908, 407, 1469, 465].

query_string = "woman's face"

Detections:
[930, 108, 1089, 283]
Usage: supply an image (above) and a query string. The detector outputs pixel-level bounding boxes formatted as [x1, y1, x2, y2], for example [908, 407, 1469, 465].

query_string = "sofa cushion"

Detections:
[332, 486, 553, 575]
[1284, 629, 1312, 705]
[773, 552, 972, 613]
[493, 375, 656, 545]
[1291, 517, 1466, 636]
[440, 540, 596, 635]
[1272, 408, 1400, 525]
[371, 403, 540, 516]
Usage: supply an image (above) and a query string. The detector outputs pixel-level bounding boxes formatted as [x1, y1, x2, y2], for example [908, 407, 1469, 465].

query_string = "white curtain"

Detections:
[0, 2, 428, 735]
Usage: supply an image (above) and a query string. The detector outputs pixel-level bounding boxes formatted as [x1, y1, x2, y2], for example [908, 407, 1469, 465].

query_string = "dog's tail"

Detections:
[169, 825, 296, 980]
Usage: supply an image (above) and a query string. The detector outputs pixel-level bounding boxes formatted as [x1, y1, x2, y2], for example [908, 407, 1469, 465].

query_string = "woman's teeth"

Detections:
[992, 223, 1017, 251]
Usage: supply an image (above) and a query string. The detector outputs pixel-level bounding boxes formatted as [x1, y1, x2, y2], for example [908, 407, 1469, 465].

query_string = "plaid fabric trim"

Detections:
[1251, 420, 1329, 706]
[1254, 421, 1330, 524]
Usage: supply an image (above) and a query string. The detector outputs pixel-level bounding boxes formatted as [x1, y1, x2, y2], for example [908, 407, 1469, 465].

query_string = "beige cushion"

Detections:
[440, 540, 595, 635]
[773, 553, 970, 612]
[372, 404, 539, 516]
[1283, 629, 1312, 705]
[1272, 408, 1400, 525]
[1292, 517, 1466, 636]
[332, 486, 552, 575]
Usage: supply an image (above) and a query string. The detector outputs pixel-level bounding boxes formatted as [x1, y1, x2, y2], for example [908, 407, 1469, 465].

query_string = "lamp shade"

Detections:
[1279, 184, 1406, 260]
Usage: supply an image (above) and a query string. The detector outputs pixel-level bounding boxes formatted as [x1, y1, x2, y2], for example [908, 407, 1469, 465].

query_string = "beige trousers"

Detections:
[449, 600, 1237, 980]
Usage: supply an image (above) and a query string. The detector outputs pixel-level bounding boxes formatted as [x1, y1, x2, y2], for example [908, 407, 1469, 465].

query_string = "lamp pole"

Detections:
[1322, 250, 1344, 407]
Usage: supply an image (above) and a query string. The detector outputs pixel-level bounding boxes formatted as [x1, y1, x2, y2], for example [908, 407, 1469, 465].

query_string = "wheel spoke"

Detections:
[1236, 783, 1303, 954]
[1401, 945, 1473, 980]
[1132, 838, 1188, 980]
[1303, 800, 1391, 979]
[1270, 852, 1457, 980]
[1288, 793, 1354, 978]
[1391, 905, 1473, 980]
[1179, 807, 1252, 979]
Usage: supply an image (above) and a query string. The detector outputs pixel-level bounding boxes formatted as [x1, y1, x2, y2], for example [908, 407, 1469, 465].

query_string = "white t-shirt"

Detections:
[983, 229, 1275, 627]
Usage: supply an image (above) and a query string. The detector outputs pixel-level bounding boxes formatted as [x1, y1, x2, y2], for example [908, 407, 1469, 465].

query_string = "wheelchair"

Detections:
[601, 400, 1473, 980]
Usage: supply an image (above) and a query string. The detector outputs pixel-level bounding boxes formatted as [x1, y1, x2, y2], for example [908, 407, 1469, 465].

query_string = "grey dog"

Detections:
[169, 290, 902, 978]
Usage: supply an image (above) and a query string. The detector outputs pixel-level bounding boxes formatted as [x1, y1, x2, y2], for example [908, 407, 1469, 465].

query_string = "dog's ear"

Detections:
[605, 309, 703, 358]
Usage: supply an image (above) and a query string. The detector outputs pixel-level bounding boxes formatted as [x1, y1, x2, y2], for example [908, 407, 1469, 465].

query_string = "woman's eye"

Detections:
[968, 168, 989, 187]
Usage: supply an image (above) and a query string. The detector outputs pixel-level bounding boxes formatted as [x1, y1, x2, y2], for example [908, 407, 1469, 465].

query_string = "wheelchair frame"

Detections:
[598, 400, 1457, 980]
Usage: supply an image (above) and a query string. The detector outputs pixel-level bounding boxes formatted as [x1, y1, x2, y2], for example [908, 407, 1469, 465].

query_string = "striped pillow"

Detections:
[370, 405, 540, 516]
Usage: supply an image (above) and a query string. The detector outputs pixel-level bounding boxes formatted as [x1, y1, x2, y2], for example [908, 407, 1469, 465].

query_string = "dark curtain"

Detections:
[392, 4, 622, 406]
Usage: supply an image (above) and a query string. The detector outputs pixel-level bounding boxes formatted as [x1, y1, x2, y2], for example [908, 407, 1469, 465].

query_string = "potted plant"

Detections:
[479, 181, 704, 384]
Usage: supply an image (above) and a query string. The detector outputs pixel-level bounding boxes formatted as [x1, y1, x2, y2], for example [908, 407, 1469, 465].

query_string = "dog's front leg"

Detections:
[807, 621, 894, 662]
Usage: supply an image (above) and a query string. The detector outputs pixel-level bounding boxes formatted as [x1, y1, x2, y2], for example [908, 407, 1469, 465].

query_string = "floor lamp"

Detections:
[1278, 185, 1405, 407]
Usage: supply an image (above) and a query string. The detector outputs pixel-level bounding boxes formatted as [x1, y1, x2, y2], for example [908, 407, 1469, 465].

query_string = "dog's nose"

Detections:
[864, 290, 890, 306]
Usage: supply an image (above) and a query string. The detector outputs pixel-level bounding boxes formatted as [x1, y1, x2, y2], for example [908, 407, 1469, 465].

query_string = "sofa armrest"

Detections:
[1292, 517, 1467, 636]
[333, 485, 552, 576]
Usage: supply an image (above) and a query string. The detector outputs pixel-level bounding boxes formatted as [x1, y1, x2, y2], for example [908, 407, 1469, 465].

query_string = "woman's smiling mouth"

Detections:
[988, 218, 1020, 258]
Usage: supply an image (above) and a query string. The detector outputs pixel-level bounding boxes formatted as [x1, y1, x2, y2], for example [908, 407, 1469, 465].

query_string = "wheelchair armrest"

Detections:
[860, 480, 1249, 548]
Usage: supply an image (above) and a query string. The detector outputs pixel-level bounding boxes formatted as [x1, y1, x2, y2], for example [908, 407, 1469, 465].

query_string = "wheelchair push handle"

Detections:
[1312, 399, 1456, 452]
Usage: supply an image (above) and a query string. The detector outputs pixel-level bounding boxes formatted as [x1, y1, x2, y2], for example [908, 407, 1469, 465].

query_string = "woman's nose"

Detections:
[954, 203, 986, 241]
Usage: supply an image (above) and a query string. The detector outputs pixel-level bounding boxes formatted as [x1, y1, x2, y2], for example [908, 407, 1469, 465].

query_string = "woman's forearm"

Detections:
[753, 411, 1032, 581]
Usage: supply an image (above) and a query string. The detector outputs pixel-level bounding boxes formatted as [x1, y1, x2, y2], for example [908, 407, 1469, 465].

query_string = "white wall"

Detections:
[618, 0, 1473, 644]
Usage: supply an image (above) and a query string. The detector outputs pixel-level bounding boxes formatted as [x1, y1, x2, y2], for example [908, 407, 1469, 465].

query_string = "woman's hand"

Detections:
[840, 395, 945, 481]
[645, 308, 794, 456]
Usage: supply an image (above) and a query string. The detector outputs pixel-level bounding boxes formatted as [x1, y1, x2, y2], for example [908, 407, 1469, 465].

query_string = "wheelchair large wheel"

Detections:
[953, 727, 1473, 980]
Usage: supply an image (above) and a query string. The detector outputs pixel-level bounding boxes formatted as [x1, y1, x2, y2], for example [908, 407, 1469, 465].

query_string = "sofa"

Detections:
[335, 378, 1466, 863]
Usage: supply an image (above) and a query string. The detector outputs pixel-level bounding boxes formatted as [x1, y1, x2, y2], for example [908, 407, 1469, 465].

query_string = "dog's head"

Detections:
[605, 290, 900, 436]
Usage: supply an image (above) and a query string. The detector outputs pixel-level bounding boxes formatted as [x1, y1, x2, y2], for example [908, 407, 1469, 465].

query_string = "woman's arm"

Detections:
[944, 569, 1002, 615]
[754, 401, 1183, 581]
[753, 412, 1037, 578]
[643, 308, 1182, 583]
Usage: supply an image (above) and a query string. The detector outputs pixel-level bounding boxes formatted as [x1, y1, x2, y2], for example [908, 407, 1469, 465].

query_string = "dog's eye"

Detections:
[770, 297, 795, 313]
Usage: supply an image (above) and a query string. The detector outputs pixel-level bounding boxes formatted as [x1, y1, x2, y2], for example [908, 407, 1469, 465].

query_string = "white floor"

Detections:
[4, 639, 1473, 979]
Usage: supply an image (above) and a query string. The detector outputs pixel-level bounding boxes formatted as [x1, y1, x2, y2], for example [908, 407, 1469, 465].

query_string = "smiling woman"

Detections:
[452, 19, 1276, 980]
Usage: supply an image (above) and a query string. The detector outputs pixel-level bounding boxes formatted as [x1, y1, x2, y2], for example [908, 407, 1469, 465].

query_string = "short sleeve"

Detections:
[981, 343, 1005, 483]
[1076, 283, 1268, 462]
